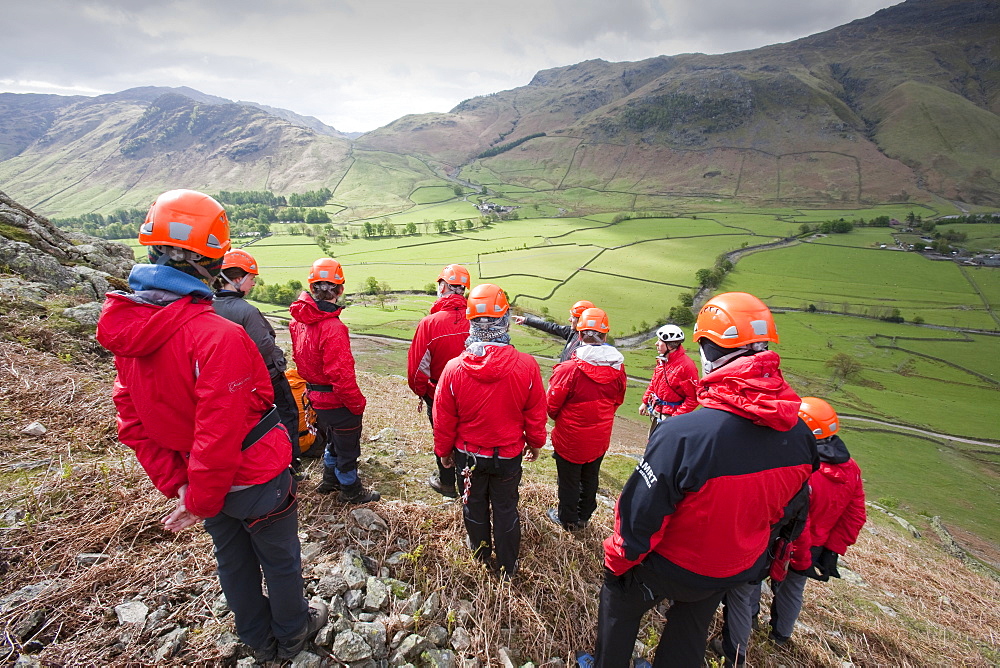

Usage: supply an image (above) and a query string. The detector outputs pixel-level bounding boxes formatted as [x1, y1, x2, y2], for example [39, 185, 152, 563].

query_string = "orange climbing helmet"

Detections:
[222, 250, 259, 275]
[466, 284, 509, 319]
[692, 292, 779, 348]
[799, 397, 840, 439]
[438, 264, 471, 288]
[576, 307, 610, 333]
[570, 300, 595, 318]
[138, 189, 231, 258]
[308, 258, 345, 285]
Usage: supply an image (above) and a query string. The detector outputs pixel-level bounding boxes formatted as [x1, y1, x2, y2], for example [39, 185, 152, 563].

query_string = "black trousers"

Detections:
[203, 470, 307, 654]
[271, 371, 300, 458]
[316, 407, 363, 486]
[423, 393, 456, 490]
[554, 451, 603, 525]
[454, 451, 522, 576]
[595, 561, 728, 668]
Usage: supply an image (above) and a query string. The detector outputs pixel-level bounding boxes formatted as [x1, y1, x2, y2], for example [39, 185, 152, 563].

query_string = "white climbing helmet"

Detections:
[656, 324, 685, 343]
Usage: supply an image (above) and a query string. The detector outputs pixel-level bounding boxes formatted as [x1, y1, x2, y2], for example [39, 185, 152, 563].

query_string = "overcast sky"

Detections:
[3, 0, 900, 133]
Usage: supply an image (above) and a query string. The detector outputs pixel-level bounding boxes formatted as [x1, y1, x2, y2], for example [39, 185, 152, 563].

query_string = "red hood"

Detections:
[97, 293, 211, 358]
[430, 293, 467, 314]
[696, 351, 801, 431]
[819, 461, 850, 483]
[458, 344, 519, 383]
[289, 291, 344, 324]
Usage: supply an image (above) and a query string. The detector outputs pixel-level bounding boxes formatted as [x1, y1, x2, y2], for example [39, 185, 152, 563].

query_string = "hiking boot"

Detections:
[291, 458, 305, 482]
[710, 635, 746, 666]
[338, 481, 381, 504]
[428, 474, 458, 498]
[545, 508, 563, 527]
[251, 639, 277, 664]
[315, 466, 340, 494]
[769, 630, 789, 647]
[574, 651, 595, 668]
[277, 599, 329, 660]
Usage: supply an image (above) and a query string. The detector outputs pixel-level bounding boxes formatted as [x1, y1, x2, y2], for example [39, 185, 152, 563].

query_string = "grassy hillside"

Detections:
[1, 301, 999, 665]
[872, 81, 1000, 204]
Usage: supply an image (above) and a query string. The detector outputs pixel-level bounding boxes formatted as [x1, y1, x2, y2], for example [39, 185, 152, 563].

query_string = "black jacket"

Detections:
[212, 291, 287, 376]
[522, 315, 580, 363]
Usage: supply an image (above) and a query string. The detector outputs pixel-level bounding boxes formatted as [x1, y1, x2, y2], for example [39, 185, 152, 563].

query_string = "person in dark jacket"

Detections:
[97, 190, 326, 662]
[212, 249, 301, 470]
[716, 397, 866, 665]
[513, 299, 595, 363]
[590, 292, 818, 668]
[545, 307, 627, 531]
[434, 283, 547, 578]
[407, 263, 471, 498]
[290, 257, 379, 504]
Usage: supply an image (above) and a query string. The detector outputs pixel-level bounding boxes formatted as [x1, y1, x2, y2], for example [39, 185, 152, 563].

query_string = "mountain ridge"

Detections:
[0, 0, 997, 215]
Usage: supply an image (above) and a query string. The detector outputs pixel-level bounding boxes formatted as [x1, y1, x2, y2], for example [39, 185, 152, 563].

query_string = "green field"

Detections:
[115, 193, 1000, 546]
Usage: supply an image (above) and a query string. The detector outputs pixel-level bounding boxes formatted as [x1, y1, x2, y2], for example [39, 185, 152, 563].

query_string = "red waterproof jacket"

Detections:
[642, 345, 699, 416]
[790, 435, 866, 568]
[433, 343, 547, 459]
[289, 292, 366, 414]
[604, 352, 818, 582]
[97, 293, 291, 519]
[547, 345, 627, 464]
[407, 293, 468, 398]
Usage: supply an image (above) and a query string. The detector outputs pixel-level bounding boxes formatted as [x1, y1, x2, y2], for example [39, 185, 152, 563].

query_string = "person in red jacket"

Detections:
[546, 307, 627, 531]
[589, 292, 818, 668]
[289, 258, 379, 504]
[640, 324, 699, 436]
[433, 283, 547, 578]
[96, 190, 326, 663]
[407, 263, 471, 498]
[716, 397, 866, 664]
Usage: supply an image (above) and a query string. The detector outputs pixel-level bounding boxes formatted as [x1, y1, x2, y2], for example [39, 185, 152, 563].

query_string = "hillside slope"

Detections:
[359, 0, 1000, 205]
[0, 90, 355, 215]
[2, 322, 999, 666]
[1, 189, 998, 665]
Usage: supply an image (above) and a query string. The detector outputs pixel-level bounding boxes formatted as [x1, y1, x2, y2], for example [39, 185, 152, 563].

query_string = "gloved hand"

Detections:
[790, 563, 829, 582]
[818, 547, 841, 579]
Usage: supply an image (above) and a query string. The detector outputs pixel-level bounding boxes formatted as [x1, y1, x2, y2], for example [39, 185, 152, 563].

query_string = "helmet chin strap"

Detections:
[155, 245, 215, 282]
[699, 341, 768, 375]
[224, 274, 248, 292]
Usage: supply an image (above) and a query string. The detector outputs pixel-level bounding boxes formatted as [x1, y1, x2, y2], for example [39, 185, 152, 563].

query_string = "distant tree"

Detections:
[435, 220, 447, 233]
[678, 292, 695, 308]
[364, 276, 380, 295]
[669, 306, 695, 326]
[464, 220, 474, 230]
[826, 353, 862, 380]
[912, 315, 925, 325]
[696, 268, 718, 288]
[404, 222, 418, 235]
[453, 185, 463, 197]
[448, 220, 458, 232]
[374, 281, 392, 308]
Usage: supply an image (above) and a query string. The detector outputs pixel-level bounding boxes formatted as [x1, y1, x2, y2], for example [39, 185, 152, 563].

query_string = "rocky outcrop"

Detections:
[0, 190, 132, 300]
